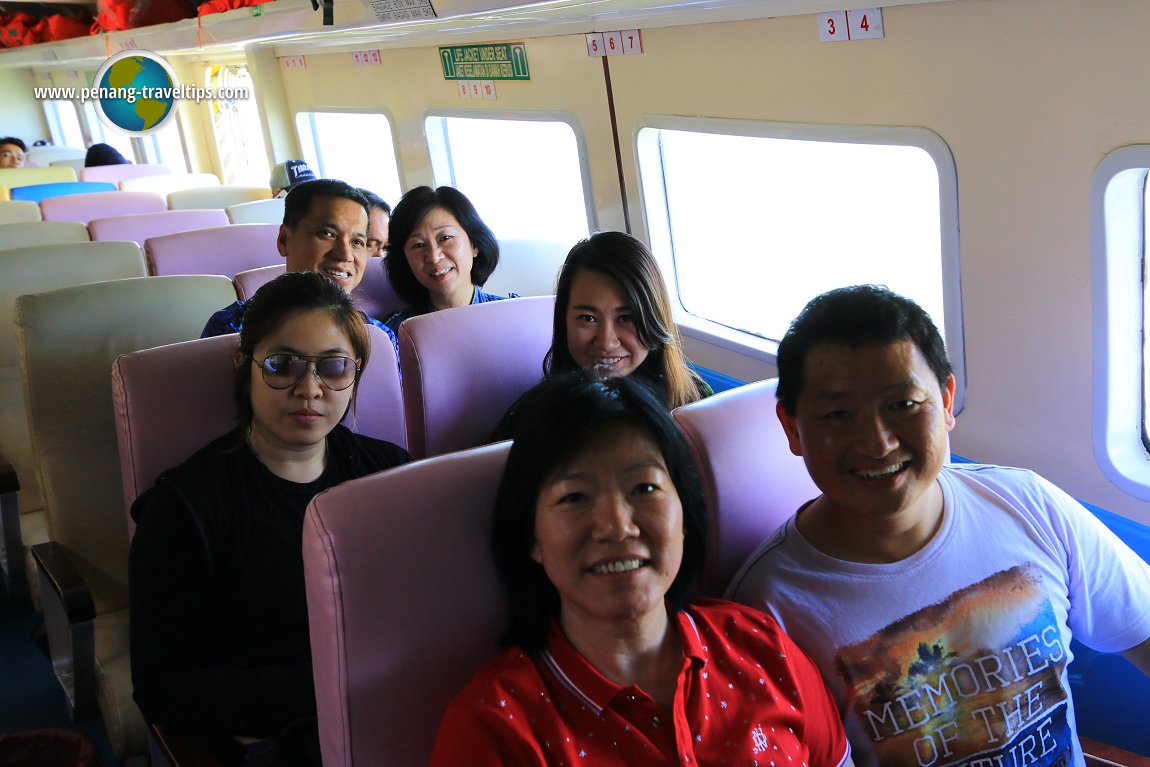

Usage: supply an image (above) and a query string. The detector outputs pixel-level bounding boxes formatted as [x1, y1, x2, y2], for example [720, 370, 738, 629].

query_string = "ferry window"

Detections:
[141, 121, 190, 172]
[637, 122, 960, 368]
[425, 115, 592, 244]
[1091, 147, 1150, 502]
[44, 100, 85, 148]
[296, 111, 401, 204]
[208, 65, 268, 186]
[81, 101, 138, 161]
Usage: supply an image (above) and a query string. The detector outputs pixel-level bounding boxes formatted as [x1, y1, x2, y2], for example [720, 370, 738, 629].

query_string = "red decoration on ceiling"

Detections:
[197, 0, 275, 18]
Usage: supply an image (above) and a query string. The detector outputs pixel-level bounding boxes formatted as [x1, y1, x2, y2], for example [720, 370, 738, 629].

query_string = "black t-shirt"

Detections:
[129, 424, 409, 737]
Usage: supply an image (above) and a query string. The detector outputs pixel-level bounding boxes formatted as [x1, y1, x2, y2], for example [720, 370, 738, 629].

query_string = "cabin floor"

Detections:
[0, 578, 117, 766]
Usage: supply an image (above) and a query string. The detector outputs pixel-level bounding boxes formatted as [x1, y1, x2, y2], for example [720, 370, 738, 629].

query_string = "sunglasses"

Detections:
[253, 354, 360, 391]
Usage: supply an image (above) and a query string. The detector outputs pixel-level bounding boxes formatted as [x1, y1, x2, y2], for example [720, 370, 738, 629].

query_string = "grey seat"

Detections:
[0, 221, 91, 251]
[16, 274, 238, 761]
[0, 242, 147, 596]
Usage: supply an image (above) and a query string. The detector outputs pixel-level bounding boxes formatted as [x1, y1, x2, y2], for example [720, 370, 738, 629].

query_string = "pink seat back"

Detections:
[89, 209, 230, 248]
[144, 223, 281, 278]
[79, 165, 172, 184]
[111, 334, 239, 532]
[232, 260, 401, 314]
[672, 378, 819, 596]
[398, 296, 553, 458]
[40, 191, 166, 224]
[233, 263, 285, 300]
[303, 441, 510, 767]
[112, 324, 405, 535]
[350, 256, 404, 322]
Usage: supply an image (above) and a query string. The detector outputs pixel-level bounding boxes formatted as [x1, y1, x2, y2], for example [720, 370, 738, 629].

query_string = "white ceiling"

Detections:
[0, 0, 954, 69]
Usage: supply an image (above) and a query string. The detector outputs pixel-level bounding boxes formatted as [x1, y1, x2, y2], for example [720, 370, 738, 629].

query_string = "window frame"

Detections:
[140, 118, 191, 172]
[44, 99, 86, 149]
[294, 108, 404, 204]
[1091, 145, 1150, 501]
[207, 64, 268, 186]
[635, 114, 965, 410]
[79, 99, 139, 161]
[424, 108, 597, 239]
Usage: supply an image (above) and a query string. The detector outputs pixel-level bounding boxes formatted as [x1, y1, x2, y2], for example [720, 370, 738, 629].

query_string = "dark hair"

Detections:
[0, 137, 27, 152]
[235, 272, 370, 431]
[282, 179, 370, 230]
[384, 186, 500, 305]
[492, 369, 708, 652]
[545, 232, 702, 409]
[776, 284, 953, 415]
[359, 188, 392, 216]
[360, 189, 391, 251]
[84, 143, 130, 167]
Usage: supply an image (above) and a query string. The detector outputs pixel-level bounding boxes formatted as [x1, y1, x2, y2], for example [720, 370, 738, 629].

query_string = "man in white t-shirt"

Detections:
[729, 284, 1150, 767]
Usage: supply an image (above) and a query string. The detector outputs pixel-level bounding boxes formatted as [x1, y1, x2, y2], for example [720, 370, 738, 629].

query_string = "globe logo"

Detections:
[92, 50, 179, 135]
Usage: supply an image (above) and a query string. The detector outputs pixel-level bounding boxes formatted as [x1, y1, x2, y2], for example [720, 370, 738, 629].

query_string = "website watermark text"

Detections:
[33, 85, 249, 103]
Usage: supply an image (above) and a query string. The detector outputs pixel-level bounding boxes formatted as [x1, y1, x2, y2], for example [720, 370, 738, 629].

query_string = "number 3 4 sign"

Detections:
[818, 8, 884, 42]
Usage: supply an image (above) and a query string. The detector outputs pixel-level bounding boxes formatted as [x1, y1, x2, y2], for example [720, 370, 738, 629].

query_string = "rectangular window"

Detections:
[81, 100, 138, 162]
[637, 118, 962, 402]
[1091, 147, 1150, 501]
[141, 120, 190, 172]
[44, 100, 85, 149]
[425, 114, 592, 245]
[296, 111, 401, 205]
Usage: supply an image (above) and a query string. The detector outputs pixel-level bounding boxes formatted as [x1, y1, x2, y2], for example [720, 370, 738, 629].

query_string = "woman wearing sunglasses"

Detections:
[129, 271, 410, 766]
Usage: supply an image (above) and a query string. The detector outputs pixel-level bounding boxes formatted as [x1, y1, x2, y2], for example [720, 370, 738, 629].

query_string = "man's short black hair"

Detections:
[282, 179, 369, 229]
[359, 188, 391, 216]
[0, 137, 27, 152]
[776, 284, 953, 415]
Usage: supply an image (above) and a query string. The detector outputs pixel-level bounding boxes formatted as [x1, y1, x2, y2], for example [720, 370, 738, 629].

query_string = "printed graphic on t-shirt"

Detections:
[834, 564, 1073, 767]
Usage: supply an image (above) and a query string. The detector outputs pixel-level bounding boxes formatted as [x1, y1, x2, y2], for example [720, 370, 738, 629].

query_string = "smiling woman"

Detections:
[429, 369, 854, 767]
[128, 272, 409, 765]
[382, 185, 515, 335]
[492, 231, 712, 442]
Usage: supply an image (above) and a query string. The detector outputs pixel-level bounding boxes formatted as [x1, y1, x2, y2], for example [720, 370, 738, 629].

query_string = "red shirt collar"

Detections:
[538, 608, 707, 715]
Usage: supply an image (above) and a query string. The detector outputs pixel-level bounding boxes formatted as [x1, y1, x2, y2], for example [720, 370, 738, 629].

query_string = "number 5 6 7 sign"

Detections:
[586, 30, 643, 57]
[818, 8, 884, 42]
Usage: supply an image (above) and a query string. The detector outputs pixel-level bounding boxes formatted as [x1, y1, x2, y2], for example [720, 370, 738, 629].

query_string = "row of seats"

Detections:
[2, 226, 800, 763]
[0, 164, 272, 207]
[3, 281, 554, 759]
[0, 187, 279, 224]
[102, 293, 804, 765]
[1, 230, 568, 593]
[0, 194, 284, 226]
[0, 244, 394, 600]
[14, 274, 241, 759]
[0, 218, 283, 277]
[20, 146, 87, 170]
[0, 242, 153, 601]
[0, 215, 567, 760]
[1, 229, 569, 594]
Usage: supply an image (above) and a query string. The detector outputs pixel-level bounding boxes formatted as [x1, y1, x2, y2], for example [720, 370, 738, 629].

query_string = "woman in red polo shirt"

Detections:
[430, 369, 852, 767]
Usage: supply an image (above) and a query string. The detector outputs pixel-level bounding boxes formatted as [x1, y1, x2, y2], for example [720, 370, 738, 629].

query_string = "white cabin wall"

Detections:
[166, 59, 218, 177]
[276, 35, 624, 222]
[247, 47, 300, 165]
[0, 68, 50, 144]
[603, 0, 1150, 522]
